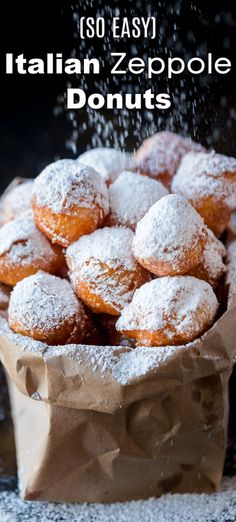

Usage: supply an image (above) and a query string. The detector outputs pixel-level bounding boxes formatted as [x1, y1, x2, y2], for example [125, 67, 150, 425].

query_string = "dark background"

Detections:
[0, 0, 236, 189]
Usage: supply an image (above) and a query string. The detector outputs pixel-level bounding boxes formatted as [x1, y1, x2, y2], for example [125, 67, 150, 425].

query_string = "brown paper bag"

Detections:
[0, 290, 236, 503]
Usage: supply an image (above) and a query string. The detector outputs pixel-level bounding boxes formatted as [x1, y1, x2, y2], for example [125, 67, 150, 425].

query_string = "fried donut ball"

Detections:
[172, 151, 236, 236]
[187, 228, 226, 287]
[1, 180, 33, 224]
[134, 131, 205, 187]
[132, 194, 207, 276]
[66, 226, 150, 316]
[32, 159, 109, 247]
[8, 271, 91, 345]
[0, 216, 64, 286]
[78, 148, 133, 185]
[116, 276, 218, 347]
[106, 171, 168, 230]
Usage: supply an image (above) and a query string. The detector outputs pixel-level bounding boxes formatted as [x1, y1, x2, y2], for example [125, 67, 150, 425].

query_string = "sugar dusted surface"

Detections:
[135, 131, 205, 178]
[172, 151, 236, 209]
[66, 227, 143, 311]
[8, 271, 84, 334]
[1, 481, 236, 521]
[2, 180, 33, 221]
[133, 194, 206, 269]
[108, 171, 168, 228]
[200, 229, 226, 283]
[33, 159, 109, 215]
[67, 226, 137, 272]
[0, 216, 58, 266]
[78, 147, 133, 183]
[117, 276, 218, 342]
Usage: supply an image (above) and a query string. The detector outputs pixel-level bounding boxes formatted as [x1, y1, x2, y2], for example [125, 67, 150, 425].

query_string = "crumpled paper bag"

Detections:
[0, 292, 235, 503]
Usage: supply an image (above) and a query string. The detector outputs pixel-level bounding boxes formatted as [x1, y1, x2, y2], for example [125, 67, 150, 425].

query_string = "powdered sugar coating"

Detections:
[107, 171, 168, 229]
[135, 131, 205, 184]
[116, 276, 218, 344]
[133, 194, 207, 274]
[201, 230, 226, 280]
[32, 159, 109, 216]
[188, 229, 226, 286]
[67, 226, 137, 272]
[1, 180, 33, 223]
[77, 148, 133, 184]
[172, 151, 236, 209]
[66, 227, 148, 313]
[0, 216, 59, 267]
[8, 271, 86, 338]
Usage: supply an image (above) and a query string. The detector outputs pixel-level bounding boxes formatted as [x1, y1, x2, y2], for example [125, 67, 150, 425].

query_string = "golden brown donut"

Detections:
[187, 228, 226, 287]
[116, 276, 219, 347]
[32, 159, 109, 247]
[0, 215, 64, 286]
[134, 131, 205, 187]
[78, 148, 133, 185]
[8, 271, 91, 345]
[132, 194, 207, 276]
[106, 170, 168, 230]
[66, 226, 150, 316]
[172, 151, 236, 236]
[1, 180, 33, 224]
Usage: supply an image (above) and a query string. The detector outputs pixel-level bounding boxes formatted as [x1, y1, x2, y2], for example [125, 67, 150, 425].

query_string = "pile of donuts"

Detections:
[1, 130, 236, 348]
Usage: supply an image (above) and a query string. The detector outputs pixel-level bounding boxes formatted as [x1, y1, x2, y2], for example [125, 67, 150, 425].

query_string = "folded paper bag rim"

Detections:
[0, 291, 235, 415]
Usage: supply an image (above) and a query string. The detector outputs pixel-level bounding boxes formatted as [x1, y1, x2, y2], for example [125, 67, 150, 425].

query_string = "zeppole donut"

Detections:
[32, 159, 109, 247]
[106, 170, 168, 230]
[171, 151, 236, 236]
[134, 131, 204, 187]
[8, 271, 91, 345]
[132, 194, 207, 276]
[187, 228, 226, 287]
[66, 226, 150, 316]
[116, 276, 219, 347]
[0, 216, 64, 286]
[1, 180, 33, 224]
[78, 147, 133, 185]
